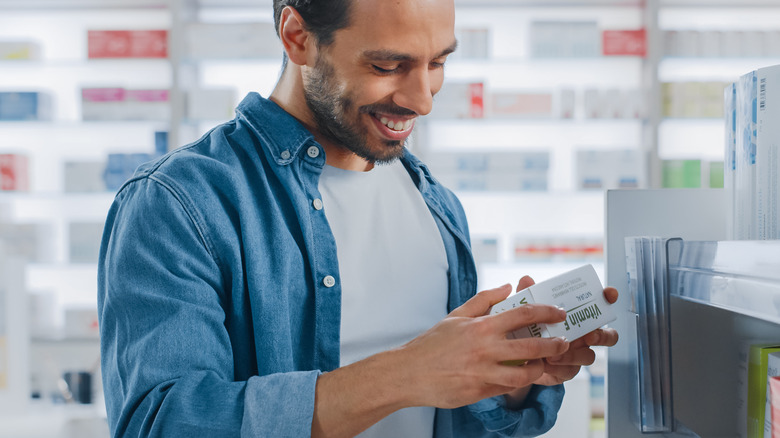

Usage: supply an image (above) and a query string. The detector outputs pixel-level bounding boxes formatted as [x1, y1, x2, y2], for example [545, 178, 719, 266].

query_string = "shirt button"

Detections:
[307, 146, 320, 158]
[312, 198, 323, 210]
[280, 150, 291, 160]
[323, 275, 336, 288]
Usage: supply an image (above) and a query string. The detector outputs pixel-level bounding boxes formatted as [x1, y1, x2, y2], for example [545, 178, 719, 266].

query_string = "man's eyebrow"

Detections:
[362, 41, 459, 63]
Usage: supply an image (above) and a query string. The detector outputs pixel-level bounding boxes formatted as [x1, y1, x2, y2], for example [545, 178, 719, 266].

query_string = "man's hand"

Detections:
[398, 283, 570, 410]
[504, 276, 619, 408]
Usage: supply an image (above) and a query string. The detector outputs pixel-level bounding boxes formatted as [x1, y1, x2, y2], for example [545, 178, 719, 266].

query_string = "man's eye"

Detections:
[372, 65, 398, 74]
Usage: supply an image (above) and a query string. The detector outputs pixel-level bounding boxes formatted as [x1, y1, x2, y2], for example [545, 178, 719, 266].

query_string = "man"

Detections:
[97, 0, 619, 436]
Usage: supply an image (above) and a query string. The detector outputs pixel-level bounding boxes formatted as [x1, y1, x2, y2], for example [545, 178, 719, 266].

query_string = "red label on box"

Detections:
[602, 29, 646, 57]
[88, 30, 168, 59]
[125, 89, 169, 102]
[469, 83, 484, 118]
[82, 87, 126, 102]
[0, 154, 29, 191]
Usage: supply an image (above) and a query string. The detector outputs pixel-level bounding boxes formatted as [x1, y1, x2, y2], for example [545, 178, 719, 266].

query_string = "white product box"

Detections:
[69, 222, 105, 263]
[583, 88, 603, 119]
[755, 65, 780, 239]
[64, 307, 99, 339]
[64, 161, 107, 193]
[0, 41, 40, 60]
[488, 264, 615, 342]
[489, 91, 553, 118]
[576, 149, 641, 190]
[735, 70, 757, 239]
[558, 88, 576, 119]
[187, 88, 237, 121]
[185, 22, 281, 59]
[725, 83, 737, 240]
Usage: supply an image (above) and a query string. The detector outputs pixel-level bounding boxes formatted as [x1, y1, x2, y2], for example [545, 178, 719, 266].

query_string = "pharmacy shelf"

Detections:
[667, 240, 780, 325]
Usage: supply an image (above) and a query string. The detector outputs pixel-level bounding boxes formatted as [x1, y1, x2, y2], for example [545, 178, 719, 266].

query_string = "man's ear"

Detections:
[277, 6, 314, 66]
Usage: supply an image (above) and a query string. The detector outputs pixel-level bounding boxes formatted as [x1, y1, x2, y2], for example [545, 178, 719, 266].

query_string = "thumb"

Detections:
[450, 283, 513, 318]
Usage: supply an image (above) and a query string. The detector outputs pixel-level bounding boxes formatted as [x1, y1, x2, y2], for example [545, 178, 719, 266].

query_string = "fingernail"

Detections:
[557, 336, 568, 343]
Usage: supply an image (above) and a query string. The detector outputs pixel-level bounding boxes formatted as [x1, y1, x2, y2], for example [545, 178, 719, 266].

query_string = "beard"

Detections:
[302, 54, 414, 164]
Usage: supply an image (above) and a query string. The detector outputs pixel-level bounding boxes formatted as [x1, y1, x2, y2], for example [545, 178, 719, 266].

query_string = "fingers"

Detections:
[516, 275, 535, 292]
[493, 336, 569, 365]
[580, 327, 619, 348]
[484, 358, 547, 388]
[450, 284, 513, 318]
[603, 287, 618, 305]
[488, 303, 566, 335]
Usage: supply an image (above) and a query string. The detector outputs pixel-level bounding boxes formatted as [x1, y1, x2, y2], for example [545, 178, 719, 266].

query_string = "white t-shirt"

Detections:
[319, 159, 449, 438]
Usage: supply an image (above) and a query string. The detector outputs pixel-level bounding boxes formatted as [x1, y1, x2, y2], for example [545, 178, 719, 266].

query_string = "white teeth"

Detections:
[378, 115, 413, 132]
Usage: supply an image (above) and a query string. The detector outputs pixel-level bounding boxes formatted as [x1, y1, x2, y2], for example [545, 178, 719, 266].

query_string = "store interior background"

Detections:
[1, 0, 780, 437]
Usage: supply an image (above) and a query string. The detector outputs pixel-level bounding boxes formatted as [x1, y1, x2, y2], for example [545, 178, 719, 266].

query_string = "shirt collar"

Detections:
[235, 92, 316, 166]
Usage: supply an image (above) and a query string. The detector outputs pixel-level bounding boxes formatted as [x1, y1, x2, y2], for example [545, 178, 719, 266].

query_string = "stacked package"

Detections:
[726, 64, 780, 239]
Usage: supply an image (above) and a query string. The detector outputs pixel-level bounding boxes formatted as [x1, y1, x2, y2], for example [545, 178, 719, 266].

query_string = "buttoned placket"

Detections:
[300, 142, 342, 371]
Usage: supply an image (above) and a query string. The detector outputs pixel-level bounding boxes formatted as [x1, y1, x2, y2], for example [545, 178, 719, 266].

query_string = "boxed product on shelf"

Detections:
[529, 21, 600, 58]
[124, 89, 170, 121]
[725, 82, 737, 238]
[489, 91, 553, 118]
[661, 160, 701, 188]
[0, 223, 47, 262]
[64, 161, 107, 193]
[0, 154, 29, 191]
[664, 29, 780, 58]
[747, 344, 780, 438]
[155, 131, 168, 156]
[426, 150, 549, 192]
[63, 307, 99, 339]
[69, 222, 104, 263]
[81, 87, 169, 121]
[452, 27, 489, 59]
[576, 149, 641, 190]
[729, 64, 780, 240]
[662, 81, 727, 118]
[0, 92, 50, 121]
[558, 88, 576, 119]
[80, 87, 125, 120]
[428, 82, 483, 119]
[187, 88, 237, 121]
[601, 29, 646, 57]
[765, 352, 780, 437]
[755, 65, 780, 240]
[0, 41, 40, 60]
[184, 22, 281, 59]
[582, 88, 644, 119]
[87, 30, 168, 59]
[103, 153, 154, 191]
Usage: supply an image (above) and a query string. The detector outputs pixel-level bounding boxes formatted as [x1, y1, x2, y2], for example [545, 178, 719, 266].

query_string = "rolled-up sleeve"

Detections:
[98, 177, 318, 437]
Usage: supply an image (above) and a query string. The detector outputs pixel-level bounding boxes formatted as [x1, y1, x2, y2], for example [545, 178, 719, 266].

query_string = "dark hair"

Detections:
[273, 0, 352, 47]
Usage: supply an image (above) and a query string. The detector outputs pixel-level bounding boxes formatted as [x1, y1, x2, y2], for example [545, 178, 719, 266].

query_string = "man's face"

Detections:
[301, 0, 456, 164]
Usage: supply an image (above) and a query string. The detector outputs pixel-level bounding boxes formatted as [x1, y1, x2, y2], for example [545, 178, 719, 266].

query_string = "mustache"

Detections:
[359, 103, 417, 117]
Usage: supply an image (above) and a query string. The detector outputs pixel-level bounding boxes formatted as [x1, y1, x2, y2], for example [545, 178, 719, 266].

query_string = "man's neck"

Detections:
[270, 67, 374, 172]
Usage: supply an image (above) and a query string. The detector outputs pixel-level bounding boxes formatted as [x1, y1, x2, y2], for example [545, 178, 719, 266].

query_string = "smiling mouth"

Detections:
[377, 115, 414, 132]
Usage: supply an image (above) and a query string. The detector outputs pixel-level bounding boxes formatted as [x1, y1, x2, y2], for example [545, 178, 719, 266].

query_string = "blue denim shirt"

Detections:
[97, 93, 564, 438]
